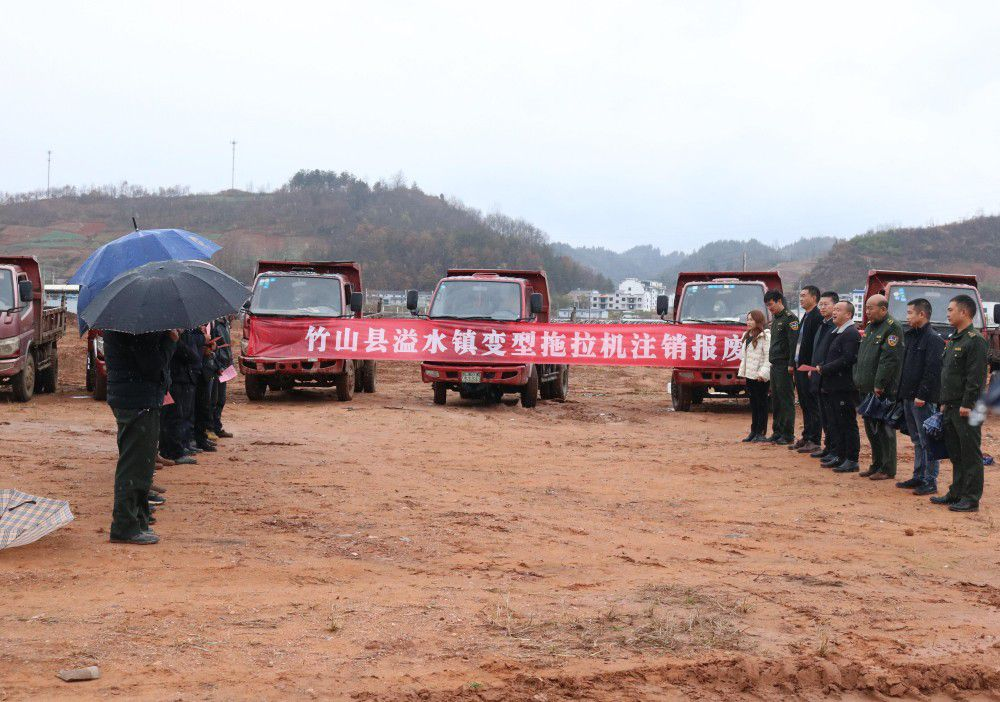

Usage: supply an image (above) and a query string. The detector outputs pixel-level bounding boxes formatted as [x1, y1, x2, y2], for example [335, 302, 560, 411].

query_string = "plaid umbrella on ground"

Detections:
[0, 490, 74, 550]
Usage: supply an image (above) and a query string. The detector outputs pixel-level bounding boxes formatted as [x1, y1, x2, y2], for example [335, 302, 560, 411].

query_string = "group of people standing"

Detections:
[104, 317, 234, 545]
[739, 287, 989, 513]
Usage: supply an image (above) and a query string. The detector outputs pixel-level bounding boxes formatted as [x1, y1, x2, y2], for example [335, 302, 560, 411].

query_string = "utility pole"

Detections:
[46, 150, 52, 197]
[230, 139, 237, 190]
[742, 249, 748, 272]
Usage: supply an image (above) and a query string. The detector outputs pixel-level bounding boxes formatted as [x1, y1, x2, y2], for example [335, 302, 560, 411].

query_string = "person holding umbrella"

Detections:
[104, 328, 178, 544]
[82, 259, 251, 545]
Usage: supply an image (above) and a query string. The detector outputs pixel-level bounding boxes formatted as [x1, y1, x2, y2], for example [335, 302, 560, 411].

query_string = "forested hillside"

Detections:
[808, 216, 1000, 297]
[0, 170, 612, 293]
[556, 237, 838, 286]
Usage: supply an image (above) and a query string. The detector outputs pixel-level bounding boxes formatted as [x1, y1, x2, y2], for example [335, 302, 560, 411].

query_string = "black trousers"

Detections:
[161, 382, 194, 459]
[819, 391, 840, 457]
[746, 379, 770, 437]
[194, 375, 213, 442]
[111, 407, 158, 539]
[210, 378, 227, 432]
[826, 389, 860, 461]
[795, 370, 821, 444]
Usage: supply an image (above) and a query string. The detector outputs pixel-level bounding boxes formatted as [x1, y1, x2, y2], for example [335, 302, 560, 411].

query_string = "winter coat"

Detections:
[738, 329, 771, 382]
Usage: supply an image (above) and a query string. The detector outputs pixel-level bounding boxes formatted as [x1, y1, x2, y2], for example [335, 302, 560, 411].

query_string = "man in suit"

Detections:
[792, 285, 823, 453]
[816, 300, 863, 473]
[808, 291, 840, 460]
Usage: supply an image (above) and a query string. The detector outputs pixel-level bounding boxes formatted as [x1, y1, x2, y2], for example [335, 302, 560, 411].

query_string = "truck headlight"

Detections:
[0, 337, 19, 356]
[425, 369, 440, 378]
[240, 337, 249, 354]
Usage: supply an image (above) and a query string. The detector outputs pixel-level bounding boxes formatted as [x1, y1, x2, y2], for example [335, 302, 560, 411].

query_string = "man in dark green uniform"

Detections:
[931, 295, 988, 512]
[764, 289, 799, 445]
[104, 329, 178, 545]
[854, 294, 904, 480]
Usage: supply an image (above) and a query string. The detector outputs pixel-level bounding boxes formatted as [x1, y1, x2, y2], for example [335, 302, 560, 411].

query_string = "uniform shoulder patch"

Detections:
[789, 320, 800, 331]
[887, 334, 899, 347]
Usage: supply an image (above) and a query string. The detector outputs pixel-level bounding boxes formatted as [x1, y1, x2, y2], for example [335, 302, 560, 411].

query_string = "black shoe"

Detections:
[110, 531, 160, 545]
[895, 478, 921, 489]
[148, 493, 165, 505]
[196, 441, 217, 452]
[930, 494, 958, 505]
[858, 468, 878, 478]
[810, 448, 829, 459]
[833, 459, 859, 473]
[751, 434, 769, 443]
[820, 455, 843, 467]
[187, 445, 203, 454]
[216, 429, 234, 438]
[148, 515, 157, 525]
[913, 485, 937, 496]
[741, 433, 756, 443]
[949, 498, 979, 512]
[775, 437, 792, 446]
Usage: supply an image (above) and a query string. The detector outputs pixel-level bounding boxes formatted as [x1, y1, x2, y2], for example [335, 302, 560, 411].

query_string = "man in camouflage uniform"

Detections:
[931, 295, 989, 512]
[764, 289, 799, 445]
[854, 294, 904, 480]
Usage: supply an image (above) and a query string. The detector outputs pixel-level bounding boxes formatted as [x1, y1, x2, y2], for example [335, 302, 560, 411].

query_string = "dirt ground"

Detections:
[2, 330, 999, 701]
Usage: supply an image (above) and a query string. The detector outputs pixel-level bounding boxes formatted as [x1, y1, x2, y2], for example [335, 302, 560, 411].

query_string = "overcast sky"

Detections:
[3, 1, 999, 250]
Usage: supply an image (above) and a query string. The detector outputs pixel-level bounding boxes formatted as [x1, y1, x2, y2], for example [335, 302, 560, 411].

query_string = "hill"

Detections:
[556, 236, 838, 288]
[0, 171, 613, 294]
[808, 216, 1000, 298]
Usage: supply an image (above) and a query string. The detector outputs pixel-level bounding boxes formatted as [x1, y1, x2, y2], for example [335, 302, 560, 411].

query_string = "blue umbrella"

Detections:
[69, 228, 221, 333]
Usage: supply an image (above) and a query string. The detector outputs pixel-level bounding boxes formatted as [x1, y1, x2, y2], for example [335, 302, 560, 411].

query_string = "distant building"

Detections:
[555, 307, 610, 320]
[585, 278, 667, 312]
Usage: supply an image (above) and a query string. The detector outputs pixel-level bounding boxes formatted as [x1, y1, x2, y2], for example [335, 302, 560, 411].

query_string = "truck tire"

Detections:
[433, 382, 447, 405]
[245, 375, 268, 401]
[354, 361, 364, 393]
[336, 362, 355, 401]
[362, 360, 377, 393]
[671, 381, 692, 412]
[37, 352, 58, 394]
[520, 367, 539, 408]
[12, 353, 36, 403]
[93, 366, 108, 401]
[551, 366, 569, 402]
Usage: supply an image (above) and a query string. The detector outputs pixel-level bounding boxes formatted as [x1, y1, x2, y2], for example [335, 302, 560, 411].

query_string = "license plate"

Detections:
[461, 372, 482, 383]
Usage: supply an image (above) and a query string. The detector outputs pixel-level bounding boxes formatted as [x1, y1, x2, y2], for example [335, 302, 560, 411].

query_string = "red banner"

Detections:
[245, 317, 745, 368]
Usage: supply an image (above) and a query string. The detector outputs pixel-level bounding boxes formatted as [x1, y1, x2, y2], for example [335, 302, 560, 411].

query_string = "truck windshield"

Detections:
[679, 283, 764, 323]
[0, 270, 12, 310]
[887, 284, 983, 327]
[250, 275, 343, 317]
[429, 280, 522, 321]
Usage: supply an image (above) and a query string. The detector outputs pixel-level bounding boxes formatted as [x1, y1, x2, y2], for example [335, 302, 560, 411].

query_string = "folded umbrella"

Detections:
[69, 228, 221, 334]
[0, 489, 74, 550]
[80, 259, 250, 334]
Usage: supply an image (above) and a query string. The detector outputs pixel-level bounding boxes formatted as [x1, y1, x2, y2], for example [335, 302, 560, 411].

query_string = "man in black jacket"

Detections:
[191, 326, 218, 453]
[160, 330, 199, 464]
[816, 301, 863, 473]
[808, 291, 839, 460]
[895, 298, 945, 495]
[104, 329, 178, 545]
[792, 285, 823, 453]
[209, 317, 234, 439]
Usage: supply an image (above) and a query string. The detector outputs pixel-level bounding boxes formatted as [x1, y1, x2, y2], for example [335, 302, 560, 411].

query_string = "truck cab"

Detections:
[658, 271, 782, 411]
[409, 269, 569, 407]
[863, 269, 999, 368]
[0, 257, 66, 401]
[239, 260, 376, 401]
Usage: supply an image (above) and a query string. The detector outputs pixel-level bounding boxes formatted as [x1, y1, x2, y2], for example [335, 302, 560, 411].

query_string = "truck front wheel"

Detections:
[245, 375, 268, 401]
[671, 381, 692, 412]
[12, 353, 36, 402]
[551, 366, 569, 401]
[93, 366, 107, 401]
[336, 362, 355, 401]
[520, 367, 539, 408]
[432, 382, 447, 405]
[362, 360, 377, 393]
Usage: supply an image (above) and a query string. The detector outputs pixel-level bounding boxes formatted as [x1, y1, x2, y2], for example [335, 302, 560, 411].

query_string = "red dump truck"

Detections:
[657, 271, 782, 411]
[239, 260, 376, 401]
[409, 269, 569, 407]
[862, 269, 1000, 369]
[0, 256, 67, 401]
